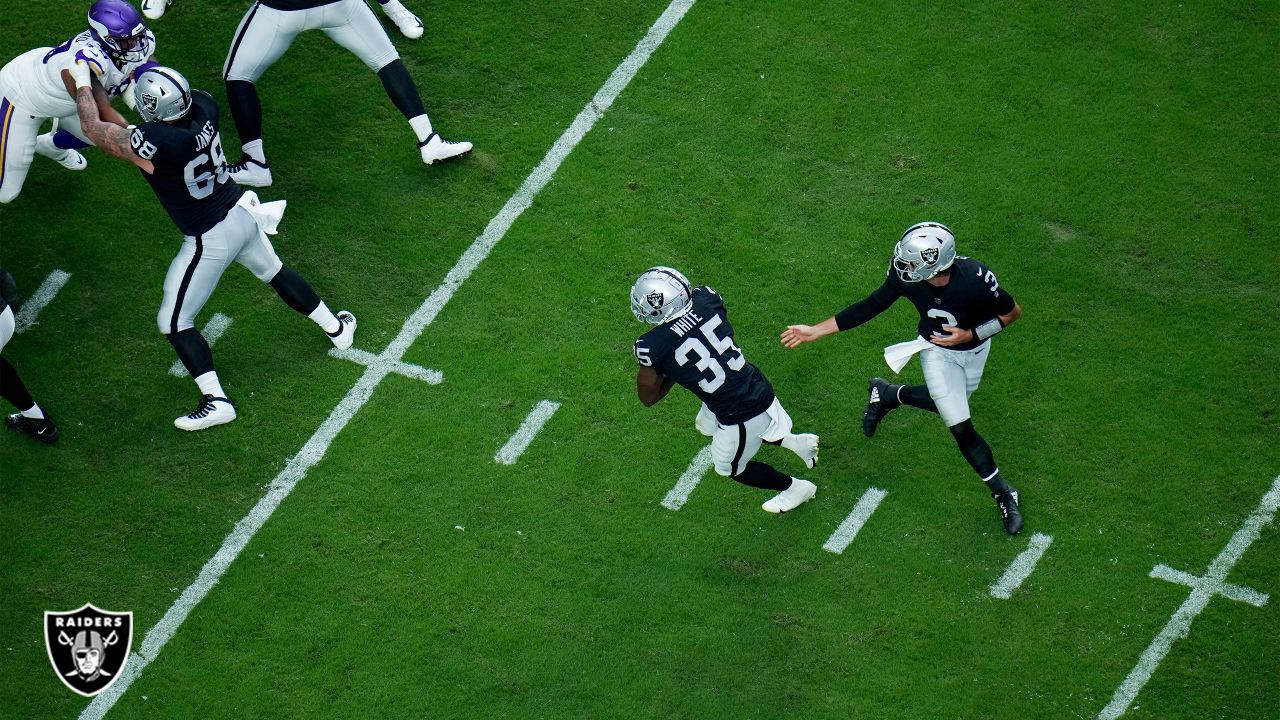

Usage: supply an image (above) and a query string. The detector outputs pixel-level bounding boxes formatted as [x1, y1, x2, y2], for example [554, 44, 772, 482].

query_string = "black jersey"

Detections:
[259, 0, 336, 10]
[129, 90, 243, 237]
[835, 257, 1016, 351]
[634, 286, 775, 425]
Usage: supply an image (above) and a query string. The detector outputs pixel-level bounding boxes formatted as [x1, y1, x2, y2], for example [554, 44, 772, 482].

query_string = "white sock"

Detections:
[308, 303, 340, 334]
[779, 434, 802, 453]
[409, 114, 433, 144]
[194, 371, 226, 399]
[20, 403, 45, 419]
[242, 139, 266, 164]
[34, 133, 60, 157]
[382, 0, 407, 12]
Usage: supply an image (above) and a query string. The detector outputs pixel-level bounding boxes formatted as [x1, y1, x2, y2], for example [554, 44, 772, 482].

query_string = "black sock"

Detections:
[377, 60, 426, 120]
[0, 357, 36, 411]
[894, 384, 938, 413]
[949, 419, 1001, 484]
[225, 80, 264, 146]
[730, 461, 792, 492]
[167, 328, 216, 379]
[983, 471, 1013, 496]
[268, 265, 322, 316]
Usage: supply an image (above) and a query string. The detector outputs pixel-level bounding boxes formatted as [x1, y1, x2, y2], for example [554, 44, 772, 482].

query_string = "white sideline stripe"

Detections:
[989, 532, 1053, 599]
[79, 4, 695, 717]
[661, 445, 713, 510]
[329, 347, 443, 384]
[13, 269, 70, 333]
[495, 400, 561, 465]
[823, 488, 887, 554]
[168, 314, 232, 377]
[1148, 564, 1268, 607]
[1097, 473, 1280, 720]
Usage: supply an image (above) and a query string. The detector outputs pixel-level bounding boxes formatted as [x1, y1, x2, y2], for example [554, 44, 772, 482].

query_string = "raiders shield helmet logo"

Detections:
[44, 604, 133, 697]
[645, 291, 665, 311]
[920, 247, 940, 265]
[140, 93, 158, 114]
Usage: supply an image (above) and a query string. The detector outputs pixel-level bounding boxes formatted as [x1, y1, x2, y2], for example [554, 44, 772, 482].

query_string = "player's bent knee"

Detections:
[369, 52, 401, 73]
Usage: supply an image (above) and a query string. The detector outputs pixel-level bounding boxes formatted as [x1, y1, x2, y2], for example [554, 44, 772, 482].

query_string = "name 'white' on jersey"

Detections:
[0, 30, 155, 119]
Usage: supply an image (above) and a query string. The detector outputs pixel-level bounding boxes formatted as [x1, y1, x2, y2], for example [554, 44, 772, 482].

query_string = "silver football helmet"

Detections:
[631, 266, 693, 324]
[132, 66, 191, 123]
[892, 221, 957, 282]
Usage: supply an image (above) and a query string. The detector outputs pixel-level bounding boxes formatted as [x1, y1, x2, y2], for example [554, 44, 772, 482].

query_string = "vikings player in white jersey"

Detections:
[0, 0, 156, 203]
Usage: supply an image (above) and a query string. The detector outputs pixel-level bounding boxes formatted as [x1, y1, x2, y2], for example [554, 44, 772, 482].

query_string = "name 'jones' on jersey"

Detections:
[635, 287, 775, 425]
[129, 90, 243, 237]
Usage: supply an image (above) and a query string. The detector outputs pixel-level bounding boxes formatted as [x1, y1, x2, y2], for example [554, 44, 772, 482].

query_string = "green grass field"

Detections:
[2, 0, 1278, 718]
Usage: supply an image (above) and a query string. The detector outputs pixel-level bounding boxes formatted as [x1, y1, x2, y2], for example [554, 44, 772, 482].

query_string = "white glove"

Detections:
[122, 81, 137, 110]
[68, 60, 92, 89]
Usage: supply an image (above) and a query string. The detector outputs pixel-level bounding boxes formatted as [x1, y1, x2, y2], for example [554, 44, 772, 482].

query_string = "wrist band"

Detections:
[974, 317, 1004, 341]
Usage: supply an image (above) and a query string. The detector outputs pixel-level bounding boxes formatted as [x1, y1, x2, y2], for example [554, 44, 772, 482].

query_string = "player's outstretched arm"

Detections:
[636, 366, 676, 407]
[65, 68, 153, 173]
[781, 317, 840, 348]
[59, 67, 128, 128]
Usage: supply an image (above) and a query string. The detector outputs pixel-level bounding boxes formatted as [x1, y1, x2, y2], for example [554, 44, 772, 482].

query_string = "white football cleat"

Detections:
[34, 134, 87, 171]
[228, 157, 272, 187]
[174, 395, 236, 431]
[141, 0, 169, 20]
[793, 432, 819, 469]
[382, 1, 424, 40]
[327, 310, 357, 351]
[419, 133, 472, 165]
[762, 477, 817, 514]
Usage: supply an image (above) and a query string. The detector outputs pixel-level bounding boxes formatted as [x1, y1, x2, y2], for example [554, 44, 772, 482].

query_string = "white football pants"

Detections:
[223, 0, 400, 82]
[696, 397, 795, 477]
[918, 339, 991, 427]
[157, 205, 283, 334]
[0, 97, 91, 204]
[0, 303, 14, 353]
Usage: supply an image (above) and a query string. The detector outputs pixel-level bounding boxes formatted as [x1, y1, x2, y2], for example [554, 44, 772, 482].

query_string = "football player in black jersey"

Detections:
[1, 269, 59, 444]
[67, 63, 357, 431]
[781, 223, 1025, 534]
[218, 0, 470, 188]
[633, 267, 820, 514]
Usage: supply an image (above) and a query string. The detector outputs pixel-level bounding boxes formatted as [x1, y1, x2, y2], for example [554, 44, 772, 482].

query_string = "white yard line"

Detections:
[13, 269, 70, 333]
[1097, 473, 1280, 720]
[79, 3, 697, 717]
[989, 533, 1053, 599]
[495, 400, 561, 465]
[168, 313, 232, 377]
[661, 445, 713, 510]
[822, 488, 887, 554]
[328, 347, 443, 384]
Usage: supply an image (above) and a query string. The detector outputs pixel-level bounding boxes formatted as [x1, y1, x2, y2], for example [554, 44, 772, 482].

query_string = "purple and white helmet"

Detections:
[87, 0, 152, 64]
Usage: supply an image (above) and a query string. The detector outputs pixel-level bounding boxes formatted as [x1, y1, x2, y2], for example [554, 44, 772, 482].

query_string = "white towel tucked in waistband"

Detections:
[883, 336, 934, 373]
[236, 190, 287, 235]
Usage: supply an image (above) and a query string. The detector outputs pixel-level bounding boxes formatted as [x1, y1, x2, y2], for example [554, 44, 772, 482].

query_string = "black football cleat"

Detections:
[862, 377, 893, 438]
[994, 488, 1023, 535]
[5, 412, 60, 444]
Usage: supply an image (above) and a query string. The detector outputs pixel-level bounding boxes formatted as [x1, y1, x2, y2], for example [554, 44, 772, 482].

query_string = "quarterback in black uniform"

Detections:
[68, 63, 356, 431]
[782, 222, 1025, 534]
[633, 267, 819, 513]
